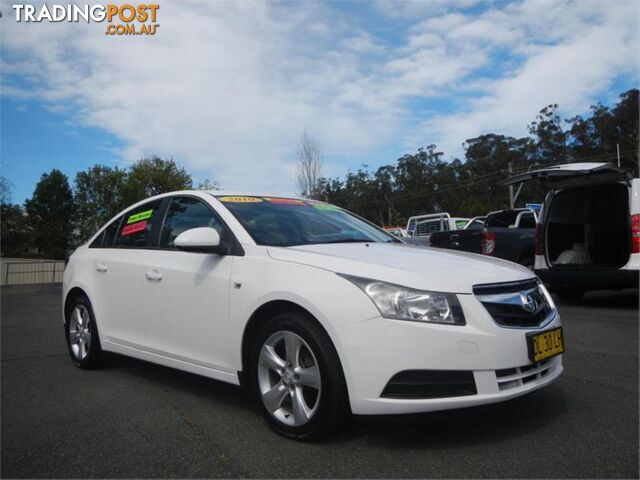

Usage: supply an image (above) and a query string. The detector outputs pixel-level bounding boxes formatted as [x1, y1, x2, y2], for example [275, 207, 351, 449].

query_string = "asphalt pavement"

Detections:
[1, 284, 638, 478]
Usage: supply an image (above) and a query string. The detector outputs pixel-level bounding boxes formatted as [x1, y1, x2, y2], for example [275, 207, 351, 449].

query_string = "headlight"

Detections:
[339, 274, 465, 325]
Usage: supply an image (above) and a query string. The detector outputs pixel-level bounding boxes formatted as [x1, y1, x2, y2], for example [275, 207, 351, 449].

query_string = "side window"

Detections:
[89, 216, 122, 248]
[114, 201, 163, 248]
[103, 216, 123, 247]
[519, 213, 536, 229]
[159, 197, 224, 249]
[89, 231, 105, 248]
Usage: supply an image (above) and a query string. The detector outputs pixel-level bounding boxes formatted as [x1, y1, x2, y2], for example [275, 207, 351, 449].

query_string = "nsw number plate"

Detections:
[527, 327, 564, 363]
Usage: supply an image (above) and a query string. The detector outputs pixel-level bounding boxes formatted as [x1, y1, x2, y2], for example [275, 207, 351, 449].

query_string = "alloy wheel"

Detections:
[69, 304, 92, 360]
[257, 330, 321, 427]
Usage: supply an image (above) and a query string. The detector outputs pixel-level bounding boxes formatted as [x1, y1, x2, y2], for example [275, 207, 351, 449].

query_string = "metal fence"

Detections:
[1, 258, 65, 286]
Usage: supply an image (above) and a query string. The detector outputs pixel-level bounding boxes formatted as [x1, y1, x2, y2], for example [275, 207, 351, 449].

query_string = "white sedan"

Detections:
[63, 191, 564, 439]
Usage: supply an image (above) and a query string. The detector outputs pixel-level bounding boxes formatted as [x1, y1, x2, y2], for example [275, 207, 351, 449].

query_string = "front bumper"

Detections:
[335, 294, 563, 415]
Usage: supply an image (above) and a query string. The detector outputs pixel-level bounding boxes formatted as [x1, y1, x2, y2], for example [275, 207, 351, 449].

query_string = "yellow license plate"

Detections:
[527, 327, 564, 363]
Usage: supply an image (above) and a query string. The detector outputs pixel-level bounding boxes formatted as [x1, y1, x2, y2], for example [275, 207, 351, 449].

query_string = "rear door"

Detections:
[500, 163, 629, 270]
[91, 199, 166, 347]
[498, 162, 628, 189]
[141, 195, 234, 371]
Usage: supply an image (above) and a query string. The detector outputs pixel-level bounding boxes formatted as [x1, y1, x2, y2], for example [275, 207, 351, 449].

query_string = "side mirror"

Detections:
[174, 227, 224, 254]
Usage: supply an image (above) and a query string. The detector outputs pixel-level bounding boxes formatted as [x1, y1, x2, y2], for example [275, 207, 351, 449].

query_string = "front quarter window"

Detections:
[89, 215, 123, 248]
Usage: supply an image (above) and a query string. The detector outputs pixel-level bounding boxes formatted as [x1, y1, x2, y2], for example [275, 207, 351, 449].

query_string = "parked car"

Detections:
[500, 162, 639, 301]
[404, 213, 470, 246]
[63, 192, 563, 439]
[429, 208, 537, 268]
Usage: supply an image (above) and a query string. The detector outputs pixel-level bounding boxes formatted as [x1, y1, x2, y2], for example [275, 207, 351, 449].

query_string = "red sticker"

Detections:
[264, 197, 308, 206]
[121, 220, 147, 236]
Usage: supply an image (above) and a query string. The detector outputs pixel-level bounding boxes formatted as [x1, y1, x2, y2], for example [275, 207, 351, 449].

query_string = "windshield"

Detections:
[215, 196, 398, 247]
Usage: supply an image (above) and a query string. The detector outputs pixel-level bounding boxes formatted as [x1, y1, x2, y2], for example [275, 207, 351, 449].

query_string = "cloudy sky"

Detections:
[2, 0, 639, 202]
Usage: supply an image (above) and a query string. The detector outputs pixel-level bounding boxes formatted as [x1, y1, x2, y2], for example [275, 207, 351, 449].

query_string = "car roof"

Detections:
[138, 190, 308, 202]
[207, 190, 304, 199]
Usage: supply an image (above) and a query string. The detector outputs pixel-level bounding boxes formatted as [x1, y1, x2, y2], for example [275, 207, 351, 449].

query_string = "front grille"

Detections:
[381, 370, 477, 399]
[473, 279, 555, 328]
[495, 358, 556, 391]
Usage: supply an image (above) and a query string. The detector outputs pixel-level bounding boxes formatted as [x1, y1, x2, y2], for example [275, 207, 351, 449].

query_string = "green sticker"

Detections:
[127, 209, 153, 224]
[312, 203, 341, 211]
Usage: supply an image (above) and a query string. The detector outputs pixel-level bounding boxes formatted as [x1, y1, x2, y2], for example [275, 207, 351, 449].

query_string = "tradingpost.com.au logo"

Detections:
[11, 3, 160, 36]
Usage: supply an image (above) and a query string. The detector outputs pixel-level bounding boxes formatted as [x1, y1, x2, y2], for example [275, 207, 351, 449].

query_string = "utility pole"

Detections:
[617, 143, 621, 167]
[508, 162, 514, 209]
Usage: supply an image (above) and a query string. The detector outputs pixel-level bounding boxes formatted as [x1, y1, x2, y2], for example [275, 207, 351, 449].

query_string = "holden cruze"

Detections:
[63, 191, 564, 439]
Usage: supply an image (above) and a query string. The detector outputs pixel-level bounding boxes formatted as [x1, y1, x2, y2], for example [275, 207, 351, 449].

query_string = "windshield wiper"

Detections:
[318, 238, 372, 244]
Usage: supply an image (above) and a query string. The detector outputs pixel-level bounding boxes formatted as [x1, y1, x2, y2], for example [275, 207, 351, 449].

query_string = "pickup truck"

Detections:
[428, 208, 537, 268]
[404, 213, 470, 247]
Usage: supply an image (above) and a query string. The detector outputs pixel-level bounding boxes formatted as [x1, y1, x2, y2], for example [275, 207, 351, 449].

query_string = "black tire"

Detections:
[249, 311, 349, 440]
[64, 294, 104, 369]
[555, 287, 584, 303]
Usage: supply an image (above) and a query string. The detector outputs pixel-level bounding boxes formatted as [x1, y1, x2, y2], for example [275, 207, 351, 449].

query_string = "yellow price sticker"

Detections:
[218, 196, 263, 203]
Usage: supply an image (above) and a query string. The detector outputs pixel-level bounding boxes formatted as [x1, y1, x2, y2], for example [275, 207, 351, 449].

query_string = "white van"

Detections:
[501, 163, 639, 301]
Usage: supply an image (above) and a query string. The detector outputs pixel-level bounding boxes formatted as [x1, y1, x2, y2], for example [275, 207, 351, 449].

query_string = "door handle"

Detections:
[96, 263, 109, 273]
[145, 269, 163, 281]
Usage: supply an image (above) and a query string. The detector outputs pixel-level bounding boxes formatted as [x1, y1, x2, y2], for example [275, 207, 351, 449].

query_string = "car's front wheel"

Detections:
[65, 294, 103, 369]
[250, 312, 349, 439]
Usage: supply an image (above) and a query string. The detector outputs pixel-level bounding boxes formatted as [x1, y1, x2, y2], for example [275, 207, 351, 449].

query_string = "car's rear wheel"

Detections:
[250, 312, 349, 439]
[65, 294, 103, 369]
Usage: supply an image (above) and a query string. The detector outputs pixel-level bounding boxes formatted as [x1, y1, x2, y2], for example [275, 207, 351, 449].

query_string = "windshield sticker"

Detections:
[264, 198, 308, 206]
[127, 209, 153, 224]
[218, 196, 263, 203]
[311, 203, 341, 211]
[121, 221, 147, 236]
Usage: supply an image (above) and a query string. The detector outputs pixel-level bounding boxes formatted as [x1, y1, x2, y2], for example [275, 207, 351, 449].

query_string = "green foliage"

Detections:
[1, 176, 13, 205]
[24, 169, 75, 259]
[1, 204, 30, 257]
[567, 89, 639, 175]
[74, 165, 128, 243]
[121, 155, 193, 206]
[1, 176, 31, 257]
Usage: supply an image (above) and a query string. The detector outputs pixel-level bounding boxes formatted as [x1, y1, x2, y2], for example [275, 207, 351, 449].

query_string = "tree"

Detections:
[196, 179, 220, 190]
[24, 169, 75, 259]
[295, 131, 324, 199]
[1, 176, 31, 257]
[121, 155, 193, 206]
[74, 165, 128, 243]
[528, 104, 568, 164]
[567, 89, 639, 175]
[1, 176, 13, 205]
[1, 204, 30, 257]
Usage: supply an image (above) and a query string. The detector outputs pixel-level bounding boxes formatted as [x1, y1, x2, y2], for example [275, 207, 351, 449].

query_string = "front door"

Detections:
[141, 196, 234, 371]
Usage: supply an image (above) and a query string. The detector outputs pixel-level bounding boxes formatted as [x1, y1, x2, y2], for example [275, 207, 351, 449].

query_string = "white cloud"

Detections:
[412, 0, 640, 157]
[1, 0, 638, 192]
[373, 0, 486, 19]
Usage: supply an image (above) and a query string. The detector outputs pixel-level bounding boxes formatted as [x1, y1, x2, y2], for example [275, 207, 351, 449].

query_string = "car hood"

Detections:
[267, 242, 535, 294]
